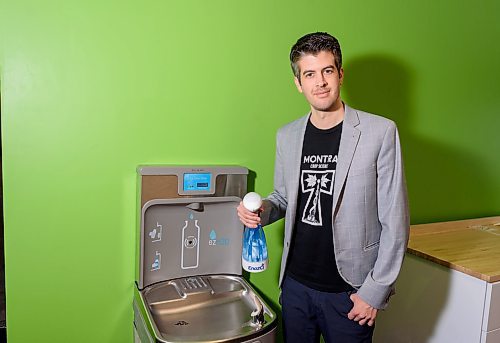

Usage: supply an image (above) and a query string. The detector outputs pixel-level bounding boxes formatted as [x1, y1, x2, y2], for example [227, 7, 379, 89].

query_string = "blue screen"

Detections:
[183, 173, 211, 191]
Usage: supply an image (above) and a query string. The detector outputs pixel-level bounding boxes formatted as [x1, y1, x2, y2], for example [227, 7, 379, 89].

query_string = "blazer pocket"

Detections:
[363, 240, 380, 251]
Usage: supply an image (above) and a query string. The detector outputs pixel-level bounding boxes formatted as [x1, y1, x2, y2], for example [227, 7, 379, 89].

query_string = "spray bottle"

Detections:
[241, 192, 269, 272]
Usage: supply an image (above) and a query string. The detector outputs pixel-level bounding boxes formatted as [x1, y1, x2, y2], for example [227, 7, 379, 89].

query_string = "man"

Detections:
[237, 32, 409, 343]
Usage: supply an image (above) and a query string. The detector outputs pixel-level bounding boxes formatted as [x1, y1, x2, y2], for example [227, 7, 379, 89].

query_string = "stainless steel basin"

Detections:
[140, 275, 275, 342]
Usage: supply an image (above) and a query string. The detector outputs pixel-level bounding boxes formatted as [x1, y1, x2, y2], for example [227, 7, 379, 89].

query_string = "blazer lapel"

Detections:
[287, 114, 309, 228]
[333, 105, 360, 213]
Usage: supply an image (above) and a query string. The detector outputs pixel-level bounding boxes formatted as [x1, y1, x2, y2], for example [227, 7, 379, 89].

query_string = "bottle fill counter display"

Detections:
[133, 166, 277, 343]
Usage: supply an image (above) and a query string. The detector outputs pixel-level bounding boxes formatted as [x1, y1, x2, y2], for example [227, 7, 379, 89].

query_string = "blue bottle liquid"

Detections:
[242, 192, 269, 272]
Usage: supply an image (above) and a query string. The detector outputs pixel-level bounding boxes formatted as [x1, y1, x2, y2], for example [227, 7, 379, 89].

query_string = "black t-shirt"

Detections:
[287, 118, 353, 292]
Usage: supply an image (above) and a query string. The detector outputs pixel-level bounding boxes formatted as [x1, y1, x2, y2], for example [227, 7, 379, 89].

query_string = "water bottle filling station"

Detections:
[133, 166, 277, 343]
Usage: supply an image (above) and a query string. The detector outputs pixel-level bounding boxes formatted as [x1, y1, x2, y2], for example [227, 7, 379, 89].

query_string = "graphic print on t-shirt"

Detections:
[300, 168, 335, 226]
[288, 121, 349, 292]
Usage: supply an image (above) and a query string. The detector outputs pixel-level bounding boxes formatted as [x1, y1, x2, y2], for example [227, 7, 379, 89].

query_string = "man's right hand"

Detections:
[236, 201, 262, 228]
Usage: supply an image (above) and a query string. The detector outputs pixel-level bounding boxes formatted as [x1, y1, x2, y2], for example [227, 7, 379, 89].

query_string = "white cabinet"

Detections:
[374, 254, 500, 343]
[374, 217, 500, 342]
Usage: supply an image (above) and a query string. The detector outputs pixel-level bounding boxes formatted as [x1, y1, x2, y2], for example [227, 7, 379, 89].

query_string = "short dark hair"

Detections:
[290, 32, 342, 79]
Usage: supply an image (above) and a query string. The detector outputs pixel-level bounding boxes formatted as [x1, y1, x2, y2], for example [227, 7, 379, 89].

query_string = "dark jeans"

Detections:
[281, 275, 374, 343]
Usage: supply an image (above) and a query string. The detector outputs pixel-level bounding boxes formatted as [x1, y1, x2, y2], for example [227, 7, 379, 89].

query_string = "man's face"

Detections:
[294, 51, 344, 112]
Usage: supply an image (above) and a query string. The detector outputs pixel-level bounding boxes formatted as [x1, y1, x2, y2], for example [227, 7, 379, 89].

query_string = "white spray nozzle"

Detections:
[242, 192, 262, 213]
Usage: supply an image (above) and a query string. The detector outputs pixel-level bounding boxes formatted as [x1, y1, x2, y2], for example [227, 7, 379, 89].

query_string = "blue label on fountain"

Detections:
[183, 173, 211, 191]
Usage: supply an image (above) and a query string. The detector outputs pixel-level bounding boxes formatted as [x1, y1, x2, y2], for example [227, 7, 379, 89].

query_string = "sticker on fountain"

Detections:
[208, 229, 230, 246]
[148, 222, 162, 242]
[151, 251, 161, 271]
[181, 215, 200, 269]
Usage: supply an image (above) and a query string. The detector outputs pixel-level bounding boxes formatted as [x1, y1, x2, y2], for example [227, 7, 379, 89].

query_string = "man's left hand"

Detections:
[347, 293, 378, 326]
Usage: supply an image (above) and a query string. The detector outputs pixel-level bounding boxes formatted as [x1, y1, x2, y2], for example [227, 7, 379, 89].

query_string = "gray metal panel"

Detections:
[134, 299, 155, 343]
[241, 327, 277, 343]
[138, 165, 248, 176]
[139, 197, 244, 289]
[136, 165, 248, 286]
[138, 166, 248, 196]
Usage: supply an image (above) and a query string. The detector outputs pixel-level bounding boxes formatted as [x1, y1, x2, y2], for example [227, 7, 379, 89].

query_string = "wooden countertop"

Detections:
[408, 216, 500, 283]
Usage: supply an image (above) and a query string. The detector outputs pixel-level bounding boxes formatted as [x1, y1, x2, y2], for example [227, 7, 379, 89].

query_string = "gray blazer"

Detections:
[261, 104, 410, 309]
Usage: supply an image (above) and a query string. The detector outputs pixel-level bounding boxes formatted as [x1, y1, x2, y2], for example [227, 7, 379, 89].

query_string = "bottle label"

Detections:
[242, 259, 268, 273]
[242, 224, 269, 273]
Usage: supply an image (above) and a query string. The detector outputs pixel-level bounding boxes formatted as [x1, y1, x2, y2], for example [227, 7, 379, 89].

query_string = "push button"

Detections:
[184, 236, 198, 248]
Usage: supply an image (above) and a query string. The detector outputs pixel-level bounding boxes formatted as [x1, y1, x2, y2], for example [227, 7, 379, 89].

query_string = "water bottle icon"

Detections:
[181, 218, 200, 269]
[242, 192, 269, 273]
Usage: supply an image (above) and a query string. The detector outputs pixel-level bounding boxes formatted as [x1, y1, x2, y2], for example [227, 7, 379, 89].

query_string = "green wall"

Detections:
[1, 1, 499, 342]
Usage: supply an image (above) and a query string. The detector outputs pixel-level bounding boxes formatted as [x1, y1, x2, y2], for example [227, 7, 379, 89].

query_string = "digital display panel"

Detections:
[183, 173, 211, 191]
